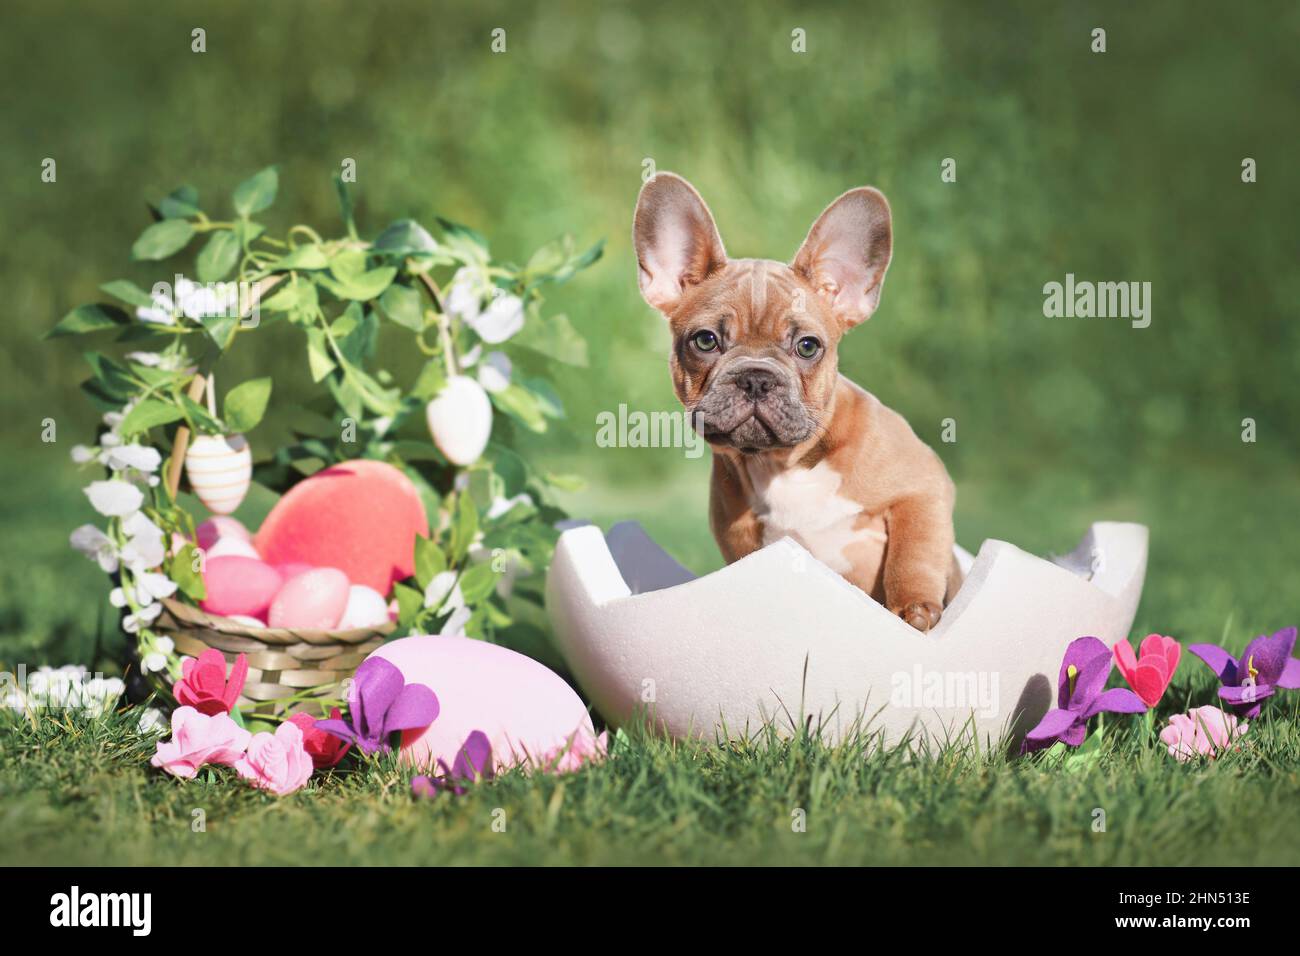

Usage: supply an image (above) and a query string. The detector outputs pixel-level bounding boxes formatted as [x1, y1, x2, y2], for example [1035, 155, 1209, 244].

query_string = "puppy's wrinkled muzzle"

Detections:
[692, 357, 814, 451]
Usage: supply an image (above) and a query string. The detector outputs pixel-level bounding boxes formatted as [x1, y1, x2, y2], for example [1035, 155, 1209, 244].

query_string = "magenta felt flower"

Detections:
[315, 657, 439, 755]
[1021, 636, 1147, 754]
[235, 721, 315, 796]
[1114, 634, 1181, 707]
[1160, 706, 1248, 761]
[173, 648, 248, 716]
[150, 706, 251, 779]
[1189, 626, 1300, 718]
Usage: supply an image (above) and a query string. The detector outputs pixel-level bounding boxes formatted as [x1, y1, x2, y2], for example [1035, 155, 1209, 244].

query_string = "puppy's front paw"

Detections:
[892, 600, 942, 633]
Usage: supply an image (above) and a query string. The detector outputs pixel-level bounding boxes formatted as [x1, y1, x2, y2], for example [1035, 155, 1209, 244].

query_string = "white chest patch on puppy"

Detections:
[745, 460, 873, 573]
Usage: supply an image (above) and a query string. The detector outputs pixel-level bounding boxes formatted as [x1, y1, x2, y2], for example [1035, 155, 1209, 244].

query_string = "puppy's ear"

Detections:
[633, 173, 727, 316]
[791, 187, 892, 328]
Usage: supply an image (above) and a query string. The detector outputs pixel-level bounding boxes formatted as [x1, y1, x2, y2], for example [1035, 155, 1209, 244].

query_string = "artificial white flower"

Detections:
[486, 493, 533, 521]
[70, 524, 120, 573]
[175, 278, 238, 320]
[438, 604, 472, 638]
[77, 677, 125, 717]
[458, 343, 483, 368]
[71, 444, 99, 464]
[445, 267, 485, 322]
[478, 350, 512, 393]
[119, 512, 166, 570]
[467, 293, 525, 344]
[122, 602, 163, 634]
[422, 569, 464, 613]
[105, 443, 161, 474]
[137, 707, 167, 734]
[141, 652, 170, 674]
[136, 289, 178, 326]
[84, 479, 144, 517]
[126, 351, 162, 366]
[134, 571, 178, 602]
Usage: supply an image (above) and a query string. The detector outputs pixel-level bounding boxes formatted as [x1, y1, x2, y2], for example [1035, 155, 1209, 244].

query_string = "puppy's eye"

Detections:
[691, 329, 720, 353]
[795, 335, 821, 359]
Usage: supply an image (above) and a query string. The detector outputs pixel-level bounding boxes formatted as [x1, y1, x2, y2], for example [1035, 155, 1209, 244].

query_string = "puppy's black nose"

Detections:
[735, 366, 779, 400]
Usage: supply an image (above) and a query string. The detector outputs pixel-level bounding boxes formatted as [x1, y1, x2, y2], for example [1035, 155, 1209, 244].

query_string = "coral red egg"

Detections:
[267, 568, 350, 629]
[254, 460, 428, 594]
[201, 557, 283, 619]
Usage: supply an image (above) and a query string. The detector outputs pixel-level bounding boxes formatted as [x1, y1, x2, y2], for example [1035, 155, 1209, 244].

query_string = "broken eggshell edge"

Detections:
[545, 521, 1147, 751]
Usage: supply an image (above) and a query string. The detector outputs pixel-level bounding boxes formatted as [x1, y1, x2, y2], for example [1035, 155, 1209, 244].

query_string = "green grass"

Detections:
[3, 684, 1299, 867]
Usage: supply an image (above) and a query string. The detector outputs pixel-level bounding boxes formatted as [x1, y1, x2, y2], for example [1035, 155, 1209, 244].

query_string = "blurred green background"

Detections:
[2, 0, 1297, 670]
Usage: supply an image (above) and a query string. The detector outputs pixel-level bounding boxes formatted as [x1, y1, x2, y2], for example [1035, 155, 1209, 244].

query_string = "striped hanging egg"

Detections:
[185, 433, 252, 515]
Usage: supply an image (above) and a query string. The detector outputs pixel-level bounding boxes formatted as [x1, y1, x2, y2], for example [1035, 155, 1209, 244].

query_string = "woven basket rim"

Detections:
[156, 596, 394, 647]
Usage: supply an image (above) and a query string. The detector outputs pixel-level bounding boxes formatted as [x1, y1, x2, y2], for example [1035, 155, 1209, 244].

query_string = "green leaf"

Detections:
[523, 377, 564, 418]
[318, 266, 398, 302]
[99, 280, 155, 309]
[393, 582, 425, 623]
[196, 229, 241, 282]
[169, 543, 206, 601]
[512, 310, 588, 367]
[181, 394, 222, 432]
[232, 166, 278, 216]
[379, 283, 424, 331]
[373, 219, 439, 258]
[131, 219, 196, 261]
[118, 398, 184, 436]
[414, 536, 447, 587]
[491, 384, 547, 433]
[223, 377, 273, 433]
[200, 313, 239, 350]
[334, 173, 357, 238]
[410, 360, 447, 401]
[449, 493, 479, 565]
[457, 562, 498, 605]
[306, 328, 335, 382]
[46, 304, 129, 338]
[158, 185, 200, 219]
[272, 244, 330, 270]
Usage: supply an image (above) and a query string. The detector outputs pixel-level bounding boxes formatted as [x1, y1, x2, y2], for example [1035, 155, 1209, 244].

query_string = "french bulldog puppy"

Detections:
[632, 173, 959, 631]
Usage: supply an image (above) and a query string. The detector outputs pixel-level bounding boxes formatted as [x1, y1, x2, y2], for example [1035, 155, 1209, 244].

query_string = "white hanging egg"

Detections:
[425, 375, 492, 466]
[185, 434, 252, 515]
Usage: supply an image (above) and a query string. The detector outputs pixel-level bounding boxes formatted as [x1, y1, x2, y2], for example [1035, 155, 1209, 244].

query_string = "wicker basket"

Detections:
[154, 597, 393, 716]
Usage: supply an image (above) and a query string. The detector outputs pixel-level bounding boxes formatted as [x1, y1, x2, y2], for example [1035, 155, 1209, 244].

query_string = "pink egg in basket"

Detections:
[201, 557, 283, 619]
[268, 567, 350, 629]
[369, 636, 596, 773]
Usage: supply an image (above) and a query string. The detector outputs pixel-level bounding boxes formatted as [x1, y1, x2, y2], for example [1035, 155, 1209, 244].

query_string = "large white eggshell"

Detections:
[185, 434, 252, 515]
[369, 636, 594, 772]
[546, 521, 1148, 751]
[425, 376, 491, 466]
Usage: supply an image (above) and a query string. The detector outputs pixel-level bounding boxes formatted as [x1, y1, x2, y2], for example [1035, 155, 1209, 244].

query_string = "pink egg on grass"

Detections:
[337, 585, 391, 629]
[201, 557, 283, 619]
[196, 516, 252, 551]
[268, 568, 350, 629]
[369, 637, 597, 773]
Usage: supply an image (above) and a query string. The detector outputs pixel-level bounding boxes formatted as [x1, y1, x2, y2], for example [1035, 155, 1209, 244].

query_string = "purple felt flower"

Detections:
[1189, 626, 1300, 719]
[412, 730, 494, 797]
[314, 657, 440, 755]
[1021, 636, 1147, 754]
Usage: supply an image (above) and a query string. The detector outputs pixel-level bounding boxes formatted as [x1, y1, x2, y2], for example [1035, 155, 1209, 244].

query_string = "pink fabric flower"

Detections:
[235, 721, 315, 795]
[150, 705, 251, 779]
[286, 708, 351, 769]
[1114, 633, 1181, 707]
[1159, 705, 1248, 761]
[174, 648, 249, 716]
[539, 728, 609, 774]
